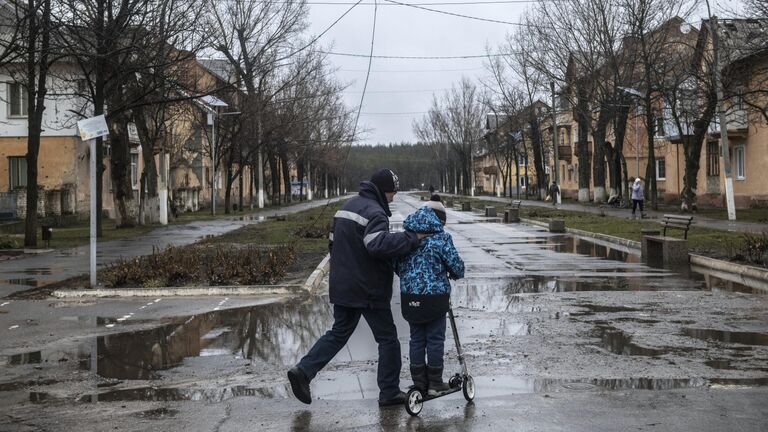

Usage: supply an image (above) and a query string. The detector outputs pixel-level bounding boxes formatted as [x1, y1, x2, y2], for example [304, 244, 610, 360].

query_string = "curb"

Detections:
[520, 217, 642, 250]
[303, 253, 330, 293]
[52, 285, 304, 298]
[690, 254, 768, 291]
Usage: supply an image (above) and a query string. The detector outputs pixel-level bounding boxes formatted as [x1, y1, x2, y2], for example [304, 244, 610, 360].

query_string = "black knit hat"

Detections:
[370, 169, 399, 193]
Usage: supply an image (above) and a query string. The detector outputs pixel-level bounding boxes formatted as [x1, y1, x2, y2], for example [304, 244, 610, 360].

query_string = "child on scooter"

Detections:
[395, 194, 465, 396]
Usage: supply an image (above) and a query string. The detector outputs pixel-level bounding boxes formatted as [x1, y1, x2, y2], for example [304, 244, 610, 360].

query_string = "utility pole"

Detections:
[709, 13, 736, 220]
[551, 82, 560, 189]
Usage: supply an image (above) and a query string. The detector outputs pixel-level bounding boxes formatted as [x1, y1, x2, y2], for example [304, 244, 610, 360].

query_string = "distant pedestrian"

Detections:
[548, 181, 560, 207]
[395, 196, 464, 397]
[631, 178, 646, 219]
[287, 169, 426, 407]
[428, 184, 435, 194]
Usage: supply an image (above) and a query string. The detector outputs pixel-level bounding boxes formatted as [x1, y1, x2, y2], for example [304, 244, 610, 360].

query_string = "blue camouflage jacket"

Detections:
[395, 206, 464, 323]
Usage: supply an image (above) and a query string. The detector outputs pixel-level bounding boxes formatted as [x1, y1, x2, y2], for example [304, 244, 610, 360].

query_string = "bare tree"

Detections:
[0, 0, 58, 246]
[414, 77, 485, 196]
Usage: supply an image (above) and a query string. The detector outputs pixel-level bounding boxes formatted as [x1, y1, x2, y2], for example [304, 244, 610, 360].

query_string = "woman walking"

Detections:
[631, 178, 646, 219]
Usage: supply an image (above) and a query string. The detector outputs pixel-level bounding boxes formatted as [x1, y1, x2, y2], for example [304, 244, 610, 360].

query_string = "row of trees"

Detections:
[0, 0, 357, 246]
[413, 0, 767, 210]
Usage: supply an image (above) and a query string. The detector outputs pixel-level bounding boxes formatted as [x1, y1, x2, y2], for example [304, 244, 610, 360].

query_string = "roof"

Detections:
[197, 58, 238, 84]
[718, 18, 768, 66]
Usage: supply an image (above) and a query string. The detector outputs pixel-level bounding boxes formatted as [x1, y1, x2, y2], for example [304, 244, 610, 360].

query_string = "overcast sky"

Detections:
[304, 1, 527, 145]
[303, 1, 741, 145]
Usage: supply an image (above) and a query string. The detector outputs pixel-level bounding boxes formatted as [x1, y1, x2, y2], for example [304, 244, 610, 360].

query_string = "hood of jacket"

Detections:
[403, 206, 444, 234]
[358, 180, 392, 216]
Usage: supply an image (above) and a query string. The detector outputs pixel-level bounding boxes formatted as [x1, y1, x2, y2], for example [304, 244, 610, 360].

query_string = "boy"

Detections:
[395, 195, 465, 396]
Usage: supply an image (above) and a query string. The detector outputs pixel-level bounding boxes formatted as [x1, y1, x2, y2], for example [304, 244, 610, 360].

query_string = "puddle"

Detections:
[706, 359, 734, 370]
[3, 297, 336, 380]
[596, 326, 667, 356]
[683, 328, 768, 346]
[574, 304, 641, 316]
[34, 374, 768, 404]
[0, 278, 42, 287]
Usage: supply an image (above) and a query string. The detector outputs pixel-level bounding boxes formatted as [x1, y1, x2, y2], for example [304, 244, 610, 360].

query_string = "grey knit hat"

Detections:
[422, 194, 447, 225]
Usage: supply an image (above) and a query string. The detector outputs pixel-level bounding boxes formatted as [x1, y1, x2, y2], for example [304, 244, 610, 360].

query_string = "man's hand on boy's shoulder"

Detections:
[416, 232, 431, 240]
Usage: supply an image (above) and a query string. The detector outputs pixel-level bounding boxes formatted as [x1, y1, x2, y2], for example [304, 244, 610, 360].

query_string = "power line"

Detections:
[351, 0, 378, 134]
[321, 50, 508, 59]
[280, 0, 364, 59]
[381, 0, 521, 25]
[339, 67, 485, 72]
[360, 111, 429, 115]
[305, 0, 552, 4]
[349, 88, 448, 93]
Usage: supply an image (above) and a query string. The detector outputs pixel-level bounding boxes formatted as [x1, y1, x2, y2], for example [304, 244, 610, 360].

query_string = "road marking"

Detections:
[8, 325, 19, 330]
[0, 302, 10, 307]
[105, 324, 115, 328]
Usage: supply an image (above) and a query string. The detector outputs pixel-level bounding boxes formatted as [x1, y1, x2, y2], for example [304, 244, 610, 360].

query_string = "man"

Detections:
[548, 181, 560, 207]
[287, 169, 425, 407]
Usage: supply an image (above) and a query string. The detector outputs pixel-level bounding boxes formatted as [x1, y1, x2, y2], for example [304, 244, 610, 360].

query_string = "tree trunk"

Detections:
[107, 114, 137, 227]
[23, 0, 52, 247]
[280, 152, 291, 204]
[681, 91, 717, 212]
[611, 105, 630, 198]
[644, 105, 658, 210]
[528, 117, 546, 199]
[592, 109, 610, 203]
[269, 151, 280, 204]
[575, 89, 592, 202]
[224, 167, 233, 214]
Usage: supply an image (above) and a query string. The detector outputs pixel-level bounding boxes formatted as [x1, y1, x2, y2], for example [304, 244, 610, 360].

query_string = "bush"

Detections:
[294, 223, 329, 239]
[102, 244, 296, 288]
[740, 232, 768, 267]
[0, 236, 19, 249]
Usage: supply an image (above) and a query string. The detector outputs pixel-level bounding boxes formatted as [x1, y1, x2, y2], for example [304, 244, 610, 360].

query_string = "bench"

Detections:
[660, 214, 694, 239]
[642, 215, 694, 268]
[510, 200, 522, 209]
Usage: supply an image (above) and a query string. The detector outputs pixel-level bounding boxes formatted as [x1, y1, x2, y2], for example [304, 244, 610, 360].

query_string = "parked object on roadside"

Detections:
[288, 169, 423, 408]
[631, 178, 646, 219]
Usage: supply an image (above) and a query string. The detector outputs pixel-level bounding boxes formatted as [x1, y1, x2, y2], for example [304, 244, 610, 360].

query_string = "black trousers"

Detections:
[632, 199, 644, 214]
[297, 304, 402, 400]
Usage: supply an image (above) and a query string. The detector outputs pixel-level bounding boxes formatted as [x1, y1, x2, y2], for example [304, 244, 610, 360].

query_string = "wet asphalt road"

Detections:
[0, 193, 767, 431]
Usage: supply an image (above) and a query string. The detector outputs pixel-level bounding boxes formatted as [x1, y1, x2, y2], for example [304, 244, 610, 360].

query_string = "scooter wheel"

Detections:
[462, 375, 475, 401]
[449, 374, 462, 389]
[405, 388, 423, 416]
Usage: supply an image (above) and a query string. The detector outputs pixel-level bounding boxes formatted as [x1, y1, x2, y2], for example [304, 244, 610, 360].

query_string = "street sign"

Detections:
[77, 115, 109, 141]
[76, 115, 109, 288]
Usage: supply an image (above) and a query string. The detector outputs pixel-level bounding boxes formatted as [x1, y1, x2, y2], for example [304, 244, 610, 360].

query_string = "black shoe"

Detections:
[378, 391, 406, 407]
[427, 366, 450, 396]
[287, 366, 312, 405]
[409, 364, 428, 393]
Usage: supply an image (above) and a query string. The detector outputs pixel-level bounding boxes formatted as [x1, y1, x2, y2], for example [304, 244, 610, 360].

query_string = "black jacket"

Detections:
[328, 181, 420, 309]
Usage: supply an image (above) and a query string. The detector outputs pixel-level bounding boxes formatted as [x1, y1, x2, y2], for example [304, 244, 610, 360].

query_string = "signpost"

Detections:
[77, 115, 109, 287]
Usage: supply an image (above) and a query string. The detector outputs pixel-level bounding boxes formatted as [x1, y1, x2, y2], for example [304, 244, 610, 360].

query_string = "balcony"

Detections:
[708, 108, 749, 139]
[557, 145, 572, 161]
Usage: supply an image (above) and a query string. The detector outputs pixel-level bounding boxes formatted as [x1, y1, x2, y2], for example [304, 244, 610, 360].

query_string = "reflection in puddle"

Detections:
[3, 297, 334, 380]
[597, 326, 667, 357]
[30, 374, 768, 404]
[683, 328, 768, 346]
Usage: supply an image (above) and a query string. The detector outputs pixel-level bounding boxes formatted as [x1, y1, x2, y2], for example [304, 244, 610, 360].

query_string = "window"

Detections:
[656, 157, 666, 180]
[518, 155, 527, 166]
[519, 176, 526, 187]
[7, 83, 28, 118]
[562, 165, 565, 181]
[706, 142, 719, 177]
[734, 146, 745, 180]
[8, 157, 27, 189]
[131, 153, 139, 189]
[655, 117, 665, 137]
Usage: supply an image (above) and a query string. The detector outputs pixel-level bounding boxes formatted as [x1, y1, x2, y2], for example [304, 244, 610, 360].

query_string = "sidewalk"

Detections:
[0, 197, 345, 298]
[433, 193, 766, 234]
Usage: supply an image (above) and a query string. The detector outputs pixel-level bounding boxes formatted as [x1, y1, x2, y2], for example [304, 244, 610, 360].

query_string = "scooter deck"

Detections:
[417, 386, 461, 402]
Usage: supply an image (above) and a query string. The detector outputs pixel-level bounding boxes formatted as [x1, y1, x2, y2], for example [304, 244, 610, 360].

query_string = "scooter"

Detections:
[404, 303, 475, 416]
